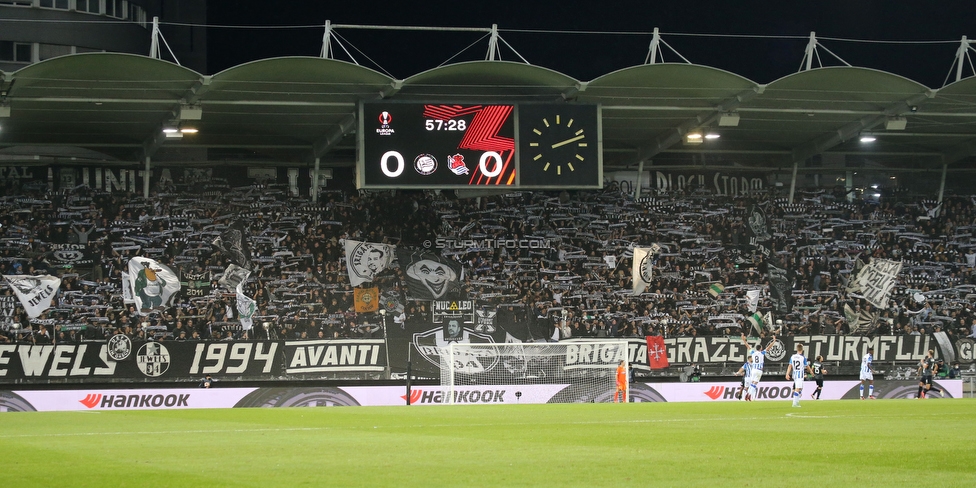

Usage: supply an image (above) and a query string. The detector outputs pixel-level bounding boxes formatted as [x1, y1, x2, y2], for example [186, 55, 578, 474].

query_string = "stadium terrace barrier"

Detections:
[0, 380, 961, 411]
[0, 334, 970, 383]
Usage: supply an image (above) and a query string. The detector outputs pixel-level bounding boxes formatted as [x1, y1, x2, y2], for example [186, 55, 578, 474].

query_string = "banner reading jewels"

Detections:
[0, 339, 387, 382]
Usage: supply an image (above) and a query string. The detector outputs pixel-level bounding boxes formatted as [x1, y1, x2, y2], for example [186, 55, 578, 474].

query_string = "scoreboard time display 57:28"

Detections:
[357, 102, 602, 189]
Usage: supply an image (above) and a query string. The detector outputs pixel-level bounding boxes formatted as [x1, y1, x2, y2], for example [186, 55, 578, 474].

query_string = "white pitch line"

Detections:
[0, 427, 331, 439]
[0, 411, 948, 439]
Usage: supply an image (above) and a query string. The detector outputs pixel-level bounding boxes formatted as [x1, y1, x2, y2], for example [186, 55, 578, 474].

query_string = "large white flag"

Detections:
[218, 263, 251, 292]
[127, 258, 180, 314]
[344, 239, 394, 286]
[121, 271, 135, 304]
[632, 247, 655, 296]
[3, 274, 61, 318]
[236, 283, 256, 331]
[853, 258, 902, 309]
[745, 289, 761, 313]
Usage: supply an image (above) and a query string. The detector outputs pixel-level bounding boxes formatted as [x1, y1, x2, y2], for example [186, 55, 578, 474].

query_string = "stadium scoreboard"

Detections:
[357, 102, 602, 189]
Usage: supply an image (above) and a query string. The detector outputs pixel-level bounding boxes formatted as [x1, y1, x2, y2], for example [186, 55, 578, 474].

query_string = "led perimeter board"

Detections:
[357, 102, 602, 189]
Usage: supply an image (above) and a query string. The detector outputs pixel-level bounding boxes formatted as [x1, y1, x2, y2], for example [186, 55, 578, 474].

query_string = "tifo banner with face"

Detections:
[396, 248, 463, 300]
[126, 258, 180, 315]
[344, 240, 395, 287]
[0, 379, 962, 411]
[2, 274, 61, 318]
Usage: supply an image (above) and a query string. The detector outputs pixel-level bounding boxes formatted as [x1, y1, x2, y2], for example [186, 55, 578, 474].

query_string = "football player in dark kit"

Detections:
[810, 355, 826, 400]
[915, 349, 944, 399]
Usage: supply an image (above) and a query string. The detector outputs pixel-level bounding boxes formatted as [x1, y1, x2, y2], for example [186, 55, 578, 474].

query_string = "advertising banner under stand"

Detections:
[1, 379, 962, 412]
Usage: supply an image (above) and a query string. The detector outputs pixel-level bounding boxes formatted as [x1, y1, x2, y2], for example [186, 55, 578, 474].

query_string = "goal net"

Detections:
[439, 340, 629, 404]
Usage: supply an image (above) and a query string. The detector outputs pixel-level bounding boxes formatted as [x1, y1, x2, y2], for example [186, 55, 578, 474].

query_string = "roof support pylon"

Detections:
[947, 35, 976, 84]
[321, 20, 333, 59]
[487, 24, 500, 61]
[798, 31, 849, 71]
[644, 27, 692, 65]
[149, 16, 181, 66]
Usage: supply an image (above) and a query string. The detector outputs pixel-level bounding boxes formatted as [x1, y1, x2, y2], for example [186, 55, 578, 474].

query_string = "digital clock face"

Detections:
[360, 102, 516, 187]
[358, 102, 601, 189]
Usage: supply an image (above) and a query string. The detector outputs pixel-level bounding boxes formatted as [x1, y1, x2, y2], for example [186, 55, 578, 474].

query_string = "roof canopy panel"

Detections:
[396, 61, 578, 101]
[7, 53, 202, 101]
[759, 67, 930, 113]
[583, 63, 759, 109]
[207, 57, 396, 104]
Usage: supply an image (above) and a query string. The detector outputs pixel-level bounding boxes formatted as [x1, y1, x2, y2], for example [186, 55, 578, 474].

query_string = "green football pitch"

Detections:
[2, 399, 974, 487]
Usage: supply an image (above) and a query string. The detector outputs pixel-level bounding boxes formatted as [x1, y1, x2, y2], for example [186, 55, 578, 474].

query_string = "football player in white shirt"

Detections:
[740, 333, 775, 401]
[786, 344, 813, 407]
[733, 357, 753, 401]
[859, 347, 876, 399]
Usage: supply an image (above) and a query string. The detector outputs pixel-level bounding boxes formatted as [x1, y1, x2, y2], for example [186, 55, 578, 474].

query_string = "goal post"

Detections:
[440, 340, 629, 404]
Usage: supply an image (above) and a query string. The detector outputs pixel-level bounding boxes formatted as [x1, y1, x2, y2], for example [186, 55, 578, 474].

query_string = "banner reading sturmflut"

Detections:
[2, 274, 61, 318]
[127, 258, 180, 314]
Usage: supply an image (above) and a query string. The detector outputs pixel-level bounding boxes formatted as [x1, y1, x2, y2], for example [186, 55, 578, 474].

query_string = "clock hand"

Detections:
[550, 134, 585, 149]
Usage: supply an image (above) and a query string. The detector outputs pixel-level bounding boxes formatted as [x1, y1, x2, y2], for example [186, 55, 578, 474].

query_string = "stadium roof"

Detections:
[1, 52, 976, 177]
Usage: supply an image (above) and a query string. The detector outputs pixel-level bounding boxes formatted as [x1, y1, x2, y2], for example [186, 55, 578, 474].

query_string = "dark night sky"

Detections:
[205, 1, 975, 87]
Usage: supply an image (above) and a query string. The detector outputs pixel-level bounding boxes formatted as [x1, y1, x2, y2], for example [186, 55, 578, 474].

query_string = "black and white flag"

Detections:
[219, 263, 251, 292]
[3, 274, 62, 318]
[0, 295, 17, 328]
[746, 204, 771, 243]
[212, 220, 252, 270]
[766, 260, 794, 314]
[344, 239, 395, 287]
[396, 248, 463, 300]
[852, 258, 902, 309]
[632, 246, 655, 296]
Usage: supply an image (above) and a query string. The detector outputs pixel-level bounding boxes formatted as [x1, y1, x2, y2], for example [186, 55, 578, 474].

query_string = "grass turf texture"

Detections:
[2, 399, 974, 487]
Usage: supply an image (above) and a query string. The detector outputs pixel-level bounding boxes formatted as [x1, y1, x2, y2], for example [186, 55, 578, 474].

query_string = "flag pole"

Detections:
[405, 344, 412, 405]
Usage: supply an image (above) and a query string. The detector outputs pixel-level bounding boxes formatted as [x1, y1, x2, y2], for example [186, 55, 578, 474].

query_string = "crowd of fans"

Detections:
[2, 175, 976, 347]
